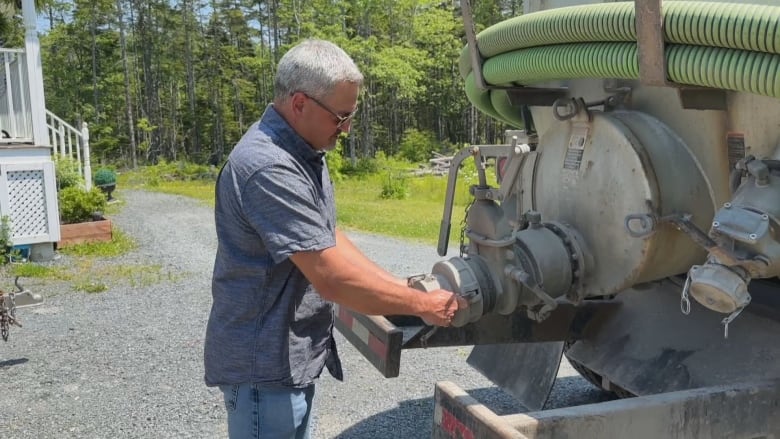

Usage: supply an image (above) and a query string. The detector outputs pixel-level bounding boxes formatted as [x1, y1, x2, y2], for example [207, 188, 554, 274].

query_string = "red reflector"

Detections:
[368, 335, 386, 359]
[497, 157, 508, 184]
[337, 306, 354, 328]
[441, 407, 475, 439]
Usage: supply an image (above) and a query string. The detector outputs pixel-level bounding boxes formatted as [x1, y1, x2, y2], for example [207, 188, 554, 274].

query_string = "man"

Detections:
[204, 39, 464, 439]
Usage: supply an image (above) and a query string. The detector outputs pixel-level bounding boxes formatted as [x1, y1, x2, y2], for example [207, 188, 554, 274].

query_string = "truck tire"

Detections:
[563, 343, 634, 399]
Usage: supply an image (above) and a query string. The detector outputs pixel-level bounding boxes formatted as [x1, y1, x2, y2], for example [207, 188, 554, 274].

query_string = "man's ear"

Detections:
[290, 92, 307, 117]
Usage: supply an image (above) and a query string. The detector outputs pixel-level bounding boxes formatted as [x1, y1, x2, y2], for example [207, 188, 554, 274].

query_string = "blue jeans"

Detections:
[220, 383, 315, 439]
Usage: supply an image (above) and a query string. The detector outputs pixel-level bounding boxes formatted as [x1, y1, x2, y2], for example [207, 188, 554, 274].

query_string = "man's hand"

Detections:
[420, 289, 469, 327]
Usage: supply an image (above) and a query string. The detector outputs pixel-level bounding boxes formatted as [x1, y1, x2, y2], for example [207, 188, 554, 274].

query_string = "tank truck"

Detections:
[334, 1, 780, 437]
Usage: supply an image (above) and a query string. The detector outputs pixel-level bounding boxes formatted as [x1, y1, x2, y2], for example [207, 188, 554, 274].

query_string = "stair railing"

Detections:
[46, 110, 92, 190]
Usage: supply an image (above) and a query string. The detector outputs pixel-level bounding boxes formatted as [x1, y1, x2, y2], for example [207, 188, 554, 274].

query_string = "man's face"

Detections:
[295, 82, 360, 151]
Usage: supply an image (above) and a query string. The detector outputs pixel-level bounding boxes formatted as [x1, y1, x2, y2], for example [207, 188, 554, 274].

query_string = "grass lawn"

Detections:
[333, 173, 473, 244]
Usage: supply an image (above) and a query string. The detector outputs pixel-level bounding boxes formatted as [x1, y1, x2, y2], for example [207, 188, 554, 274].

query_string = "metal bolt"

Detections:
[749, 233, 758, 240]
[724, 202, 732, 209]
[526, 211, 542, 225]
[762, 214, 769, 221]
[712, 221, 720, 228]
[510, 269, 529, 283]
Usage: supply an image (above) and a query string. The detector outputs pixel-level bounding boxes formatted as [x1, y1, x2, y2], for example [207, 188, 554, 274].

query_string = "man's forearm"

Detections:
[290, 239, 461, 326]
[292, 245, 427, 316]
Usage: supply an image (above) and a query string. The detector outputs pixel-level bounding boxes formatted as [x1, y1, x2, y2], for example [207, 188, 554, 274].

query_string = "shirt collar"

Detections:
[259, 105, 326, 165]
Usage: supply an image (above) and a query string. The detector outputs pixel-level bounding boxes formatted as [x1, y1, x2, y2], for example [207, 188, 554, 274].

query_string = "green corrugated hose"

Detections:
[463, 1, 780, 126]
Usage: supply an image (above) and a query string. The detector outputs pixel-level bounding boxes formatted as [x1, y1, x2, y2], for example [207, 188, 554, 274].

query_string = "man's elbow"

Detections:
[289, 248, 345, 302]
[313, 281, 339, 302]
[303, 269, 341, 302]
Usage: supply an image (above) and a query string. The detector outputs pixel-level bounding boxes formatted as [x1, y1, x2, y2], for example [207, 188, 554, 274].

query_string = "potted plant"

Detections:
[57, 186, 112, 247]
[93, 168, 117, 201]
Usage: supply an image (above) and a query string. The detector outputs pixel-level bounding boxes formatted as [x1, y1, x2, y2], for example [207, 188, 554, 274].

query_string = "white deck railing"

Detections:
[0, 48, 32, 143]
[46, 110, 92, 190]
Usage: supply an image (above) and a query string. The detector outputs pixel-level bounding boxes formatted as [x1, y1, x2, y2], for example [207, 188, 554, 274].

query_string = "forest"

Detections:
[0, 0, 522, 168]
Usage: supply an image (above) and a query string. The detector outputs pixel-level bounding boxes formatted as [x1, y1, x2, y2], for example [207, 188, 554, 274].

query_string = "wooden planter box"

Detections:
[58, 218, 113, 248]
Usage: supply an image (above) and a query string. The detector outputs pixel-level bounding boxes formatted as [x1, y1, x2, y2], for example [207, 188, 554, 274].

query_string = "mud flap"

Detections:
[565, 279, 780, 396]
[467, 342, 564, 411]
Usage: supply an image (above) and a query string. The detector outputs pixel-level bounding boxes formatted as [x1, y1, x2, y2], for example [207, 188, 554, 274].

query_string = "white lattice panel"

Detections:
[7, 169, 49, 238]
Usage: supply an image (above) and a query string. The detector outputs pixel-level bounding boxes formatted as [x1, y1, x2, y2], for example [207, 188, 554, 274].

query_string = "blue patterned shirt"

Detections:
[204, 105, 341, 387]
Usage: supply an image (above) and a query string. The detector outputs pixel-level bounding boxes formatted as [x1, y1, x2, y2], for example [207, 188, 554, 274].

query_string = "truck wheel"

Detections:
[563, 343, 634, 399]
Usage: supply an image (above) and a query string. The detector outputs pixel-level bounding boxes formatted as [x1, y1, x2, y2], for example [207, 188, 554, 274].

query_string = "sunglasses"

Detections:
[303, 93, 358, 129]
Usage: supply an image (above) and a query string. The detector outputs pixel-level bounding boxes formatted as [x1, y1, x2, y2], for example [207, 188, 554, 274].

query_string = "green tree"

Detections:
[33, 0, 511, 168]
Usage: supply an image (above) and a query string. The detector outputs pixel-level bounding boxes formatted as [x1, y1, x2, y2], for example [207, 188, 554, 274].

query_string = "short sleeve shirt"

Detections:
[204, 105, 339, 388]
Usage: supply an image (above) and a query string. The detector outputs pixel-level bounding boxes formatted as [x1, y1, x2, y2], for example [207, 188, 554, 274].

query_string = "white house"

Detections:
[0, 0, 91, 260]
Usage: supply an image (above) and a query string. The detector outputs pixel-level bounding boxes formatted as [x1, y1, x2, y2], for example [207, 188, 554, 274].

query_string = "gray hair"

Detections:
[274, 39, 364, 102]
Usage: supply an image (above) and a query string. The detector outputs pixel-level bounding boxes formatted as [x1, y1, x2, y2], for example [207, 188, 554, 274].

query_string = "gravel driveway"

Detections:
[0, 190, 609, 438]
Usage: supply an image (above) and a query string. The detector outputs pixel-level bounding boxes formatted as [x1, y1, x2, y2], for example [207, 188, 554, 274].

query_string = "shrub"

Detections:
[398, 128, 440, 163]
[58, 187, 108, 224]
[55, 157, 84, 190]
[342, 157, 380, 177]
[0, 215, 13, 263]
[379, 172, 409, 200]
[93, 168, 117, 187]
[325, 144, 346, 182]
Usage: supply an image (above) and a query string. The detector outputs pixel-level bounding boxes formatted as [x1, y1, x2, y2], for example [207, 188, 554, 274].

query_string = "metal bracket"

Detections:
[635, 0, 667, 87]
[334, 300, 620, 378]
[678, 88, 728, 110]
[438, 144, 520, 256]
[634, 1, 729, 110]
[395, 300, 619, 349]
[506, 87, 570, 107]
[460, 0, 488, 90]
